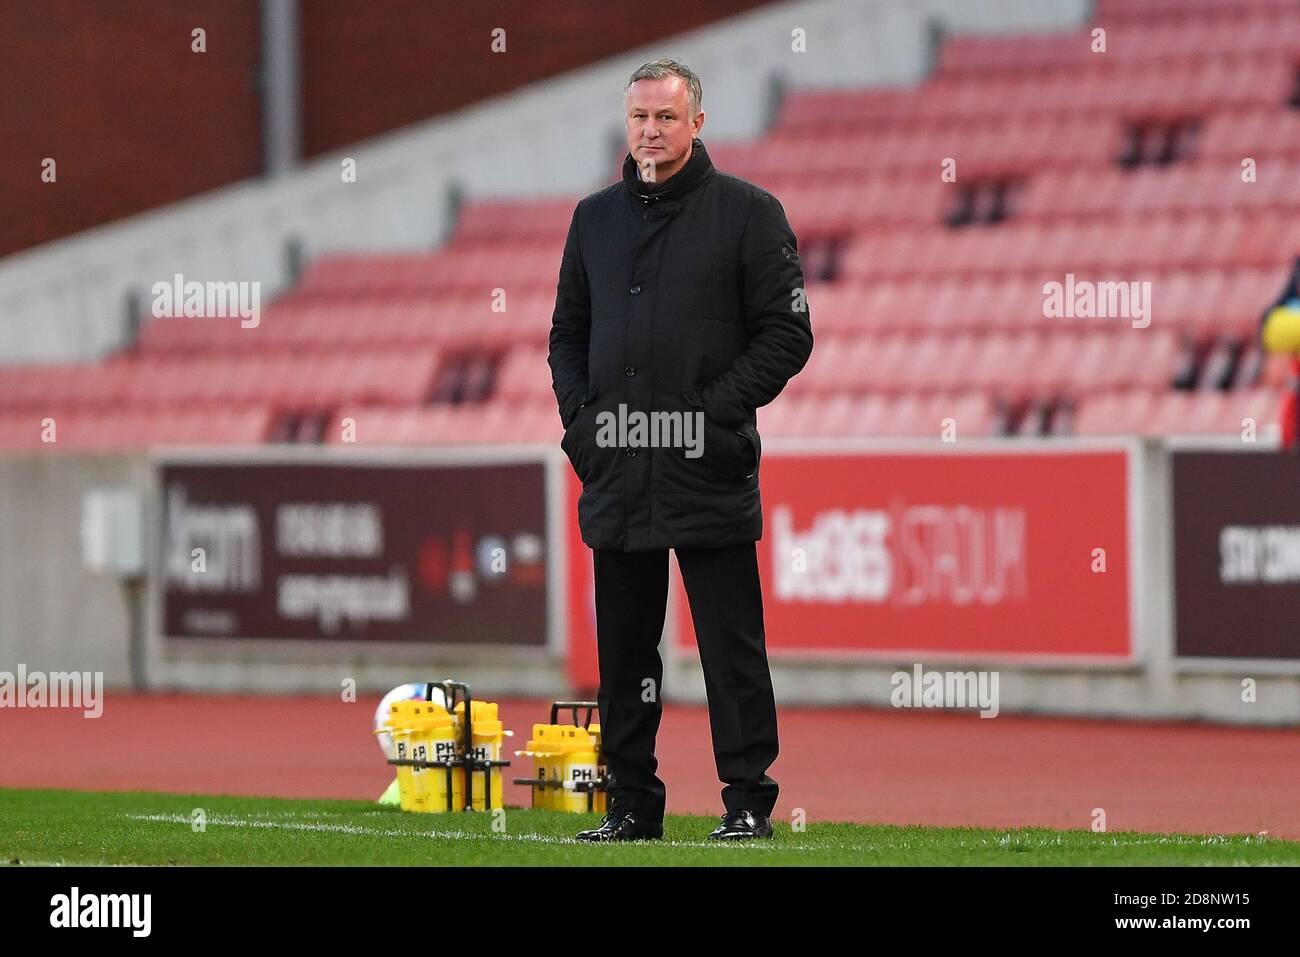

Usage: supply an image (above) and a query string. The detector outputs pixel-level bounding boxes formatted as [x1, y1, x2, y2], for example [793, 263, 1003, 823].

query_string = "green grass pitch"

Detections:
[2, 788, 1296, 866]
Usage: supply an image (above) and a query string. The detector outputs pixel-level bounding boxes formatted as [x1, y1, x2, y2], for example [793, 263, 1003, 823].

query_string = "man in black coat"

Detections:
[548, 58, 813, 841]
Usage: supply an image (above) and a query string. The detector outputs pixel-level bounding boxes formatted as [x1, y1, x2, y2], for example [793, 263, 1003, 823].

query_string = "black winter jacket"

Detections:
[548, 137, 813, 551]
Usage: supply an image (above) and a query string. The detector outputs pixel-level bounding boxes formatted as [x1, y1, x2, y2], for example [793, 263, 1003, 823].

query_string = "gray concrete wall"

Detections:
[0, 453, 149, 684]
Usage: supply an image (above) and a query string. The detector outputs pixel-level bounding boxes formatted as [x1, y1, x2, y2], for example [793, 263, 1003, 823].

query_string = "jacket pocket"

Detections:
[561, 388, 600, 482]
[562, 387, 598, 430]
[736, 422, 761, 480]
[680, 389, 750, 485]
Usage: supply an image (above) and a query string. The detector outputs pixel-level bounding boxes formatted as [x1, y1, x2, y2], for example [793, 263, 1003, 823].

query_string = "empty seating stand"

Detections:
[2, 1, 1295, 451]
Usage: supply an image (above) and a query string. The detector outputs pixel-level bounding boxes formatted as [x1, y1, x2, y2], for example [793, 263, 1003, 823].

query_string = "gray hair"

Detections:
[624, 58, 702, 118]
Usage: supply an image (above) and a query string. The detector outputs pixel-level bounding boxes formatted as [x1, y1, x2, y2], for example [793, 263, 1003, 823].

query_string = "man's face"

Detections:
[625, 76, 703, 184]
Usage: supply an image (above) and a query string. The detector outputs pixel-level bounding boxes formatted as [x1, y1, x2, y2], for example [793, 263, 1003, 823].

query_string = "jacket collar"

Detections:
[623, 137, 714, 205]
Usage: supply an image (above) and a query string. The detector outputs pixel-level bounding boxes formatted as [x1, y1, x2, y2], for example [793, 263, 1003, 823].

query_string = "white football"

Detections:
[373, 682, 447, 760]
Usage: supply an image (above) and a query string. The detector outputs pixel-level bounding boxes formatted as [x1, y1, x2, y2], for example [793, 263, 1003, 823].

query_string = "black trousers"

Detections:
[592, 541, 779, 822]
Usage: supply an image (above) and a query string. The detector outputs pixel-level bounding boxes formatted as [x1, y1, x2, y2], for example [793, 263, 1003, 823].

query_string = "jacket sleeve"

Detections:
[700, 190, 814, 427]
[548, 204, 592, 429]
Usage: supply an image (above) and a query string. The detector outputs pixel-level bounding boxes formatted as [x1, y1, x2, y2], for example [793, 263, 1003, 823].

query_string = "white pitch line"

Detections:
[5, 859, 143, 868]
[120, 814, 810, 850]
[118, 815, 1288, 855]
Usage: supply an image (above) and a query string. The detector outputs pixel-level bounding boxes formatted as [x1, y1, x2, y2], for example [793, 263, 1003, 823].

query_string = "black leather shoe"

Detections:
[574, 807, 664, 842]
[707, 810, 774, 840]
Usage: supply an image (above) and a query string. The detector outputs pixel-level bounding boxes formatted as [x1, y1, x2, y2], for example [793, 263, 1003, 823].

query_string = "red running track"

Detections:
[2, 693, 1297, 839]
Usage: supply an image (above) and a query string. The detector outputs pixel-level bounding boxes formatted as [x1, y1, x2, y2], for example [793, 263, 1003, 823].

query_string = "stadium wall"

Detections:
[0, 454, 149, 682]
[0, 0, 1090, 365]
[3, 434, 1298, 726]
